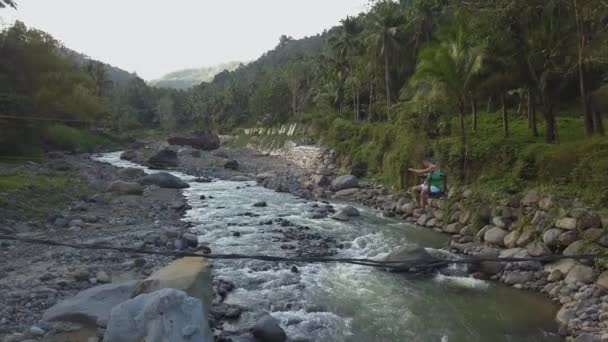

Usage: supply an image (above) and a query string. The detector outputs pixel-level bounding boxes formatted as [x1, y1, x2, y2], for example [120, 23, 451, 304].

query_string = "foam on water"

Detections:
[433, 273, 490, 289]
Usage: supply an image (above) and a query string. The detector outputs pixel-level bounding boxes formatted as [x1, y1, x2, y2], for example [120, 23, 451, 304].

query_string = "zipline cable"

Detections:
[1, 234, 606, 272]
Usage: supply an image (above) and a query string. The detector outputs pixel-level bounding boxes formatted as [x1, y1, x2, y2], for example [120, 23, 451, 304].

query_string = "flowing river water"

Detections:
[97, 151, 562, 342]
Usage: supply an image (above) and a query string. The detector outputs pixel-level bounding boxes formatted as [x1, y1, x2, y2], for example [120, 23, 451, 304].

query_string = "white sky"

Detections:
[1, 0, 368, 80]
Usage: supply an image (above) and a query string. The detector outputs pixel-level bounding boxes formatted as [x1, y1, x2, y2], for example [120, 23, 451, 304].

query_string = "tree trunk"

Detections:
[369, 78, 373, 122]
[544, 102, 558, 143]
[486, 96, 492, 112]
[384, 37, 391, 120]
[528, 89, 538, 137]
[592, 106, 605, 135]
[574, 0, 594, 135]
[471, 96, 478, 133]
[458, 102, 468, 180]
[501, 93, 509, 138]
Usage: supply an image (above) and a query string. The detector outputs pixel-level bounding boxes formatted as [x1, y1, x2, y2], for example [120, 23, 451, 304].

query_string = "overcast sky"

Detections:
[2, 0, 368, 80]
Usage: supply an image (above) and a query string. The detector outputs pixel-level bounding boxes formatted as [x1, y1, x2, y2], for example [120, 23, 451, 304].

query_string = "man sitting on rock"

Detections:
[409, 159, 444, 208]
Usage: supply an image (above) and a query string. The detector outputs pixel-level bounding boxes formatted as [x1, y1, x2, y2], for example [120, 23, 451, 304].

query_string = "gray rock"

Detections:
[334, 188, 359, 197]
[444, 222, 462, 234]
[331, 210, 350, 222]
[107, 181, 143, 195]
[563, 240, 586, 256]
[103, 288, 212, 342]
[224, 159, 239, 170]
[542, 229, 562, 248]
[120, 150, 137, 161]
[253, 201, 268, 208]
[565, 265, 595, 285]
[146, 149, 178, 168]
[484, 227, 508, 246]
[230, 175, 252, 182]
[492, 217, 507, 229]
[526, 241, 551, 257]
[42, 281, 138, 327]
[182, 233, 199, 248]
[331, 175, 359, 191]
[559, 230, 578, 246]
[341, 206, 360, 217]
[168, 131, 220, 150]
[503, 271, 533, 285]
[96, 271, 111, 284]
[252, 313, 287, 342]
[139, 172, 189, 189]
[28, 326, 44, 337]
[256, 172, 277, 182]
[521, 190, 541, 206]
[379, 244, 437, 270]
[556, 217, 577, 230]
[117, 167, 145, 180]
[504, 231, 520, 249]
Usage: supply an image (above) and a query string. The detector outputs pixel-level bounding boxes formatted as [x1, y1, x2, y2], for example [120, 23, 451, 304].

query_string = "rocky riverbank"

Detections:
[250, 143, 608, 341]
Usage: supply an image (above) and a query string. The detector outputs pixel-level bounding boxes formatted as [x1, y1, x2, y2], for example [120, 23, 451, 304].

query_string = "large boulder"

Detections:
[133, 257, 213, 311]
[103, 288, 212, 342]
[146, 149, 179, 168]
[107, 180, 143, 195]
[42, 281, 138, 327]
[331, 175, 359, 191]
[168, 130, 220, 151]
[252, 313, 287, 342]
[224, 159, 239, 170]
[596, 271, 608, 290]
[542, 229, 562, 248]
[341, 206, 360, 217]
[139, 172, 189, 189]
[379, 244, 437, 271]
[120, 150, 137, 161]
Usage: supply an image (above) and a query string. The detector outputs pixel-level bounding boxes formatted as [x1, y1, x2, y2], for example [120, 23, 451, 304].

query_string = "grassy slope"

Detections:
[317, 110, 608, 207]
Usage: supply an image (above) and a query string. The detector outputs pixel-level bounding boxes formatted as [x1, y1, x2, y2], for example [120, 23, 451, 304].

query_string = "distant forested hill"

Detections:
[62, 49, 137, 87]
[150, 61, 244, 89]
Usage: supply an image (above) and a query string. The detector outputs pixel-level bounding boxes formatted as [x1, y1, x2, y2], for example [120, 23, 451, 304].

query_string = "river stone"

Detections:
[514, 227, 533, 247]
[252, 313, 287, 342]
[559, 231, 578, 246]
[117, 167, 146, 180]
[104, 288, 212, 342]
[334, 188, 359, 198]
[543, 229, 562, 248]
[331, 210, 350, 222]
[547, 269, 564, 282]
[331, 175, 359, 191]
[120, 150, 137, 161]
[499, 248, 526, 258]
[139, 172, 189, 189]
[42, 281, 138, 326]
[476, 225, 491, 240]
[256, 172, 277, 182]
[556, 305, 575, 326]
[380, 244, 436, 270]
[341, 206, 360, 217]
[492, 217, 507, 229]
[133, 257, 212, 310]
[444, 222, 462, 234]
[504, 231, 520, 249]
[539, 196, 554, 210]
[565, 265, 595, 285]
[224, 159, 239, 170]
[503, 271, 533, 285]
[484, 227, 508, 246]
[526, 241, 550, 257]
[578, 212, 602, 229]
[459, 211, 471, 225]
[107, 181, 143, 195]
[544, 259, 578, 275]
[531, 211, 548, 227]
[596, 271, 608, 290]
[583, 228, 604, 242]
[556, 217, 577, 230]
[563, 240, 586, 256]
[416, 214, 429, 226]
[146, 149, 178, 168]
[459, 226, 473, 236]
[253, 201, 268, 208]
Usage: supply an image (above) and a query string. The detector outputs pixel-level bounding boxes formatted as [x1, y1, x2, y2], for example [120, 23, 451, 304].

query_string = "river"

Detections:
[96, 151, 562, 342]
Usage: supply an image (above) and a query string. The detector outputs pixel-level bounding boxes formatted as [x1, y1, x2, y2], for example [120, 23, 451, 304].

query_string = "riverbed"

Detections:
[96, 151, 562, 342]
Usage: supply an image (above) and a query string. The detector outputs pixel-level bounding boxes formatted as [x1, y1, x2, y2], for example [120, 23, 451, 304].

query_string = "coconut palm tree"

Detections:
[410, 26, 484, 173]
[368, 1, 405, 119]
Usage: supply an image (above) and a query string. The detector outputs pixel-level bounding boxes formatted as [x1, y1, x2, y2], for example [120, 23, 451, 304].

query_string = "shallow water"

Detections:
[96, 151, 562, 342]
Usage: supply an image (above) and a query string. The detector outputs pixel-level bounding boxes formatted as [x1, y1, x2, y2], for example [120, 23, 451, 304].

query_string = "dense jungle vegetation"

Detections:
[2, 0, 608, 204]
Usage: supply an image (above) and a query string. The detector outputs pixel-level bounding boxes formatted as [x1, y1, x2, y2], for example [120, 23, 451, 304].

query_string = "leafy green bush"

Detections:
[45, 124, 116, 153]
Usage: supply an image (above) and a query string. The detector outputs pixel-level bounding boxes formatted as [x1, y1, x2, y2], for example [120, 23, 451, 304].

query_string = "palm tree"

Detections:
[410, 27, 484, 171]
[329, 16, 363, 119]
[368, 1, 405, 119]
[0, 0, 16, 8]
